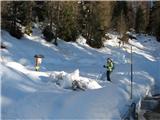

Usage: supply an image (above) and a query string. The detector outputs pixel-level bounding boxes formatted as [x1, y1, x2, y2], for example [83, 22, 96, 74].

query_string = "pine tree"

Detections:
[146, 7, 153, 34]
[42, 1, 60, 44]
[22, 1, 34, 35]
[1, 1, 34, 38]
[135, 6, 145, 33]
[117, 10, 127, 36]
[57, 1, 79, 42]
[78, 1, 110, 48]
[111, 1, 128, 32]
[1, 1, 10, 29]
[42, 1, 79, 44]
[2, 1, 24, 39]
[33, 1, 46, 22]
[151, 2, 160, 41]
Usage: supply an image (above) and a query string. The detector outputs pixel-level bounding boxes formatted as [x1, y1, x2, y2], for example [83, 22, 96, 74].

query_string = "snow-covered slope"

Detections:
[1, 29, 160, 119]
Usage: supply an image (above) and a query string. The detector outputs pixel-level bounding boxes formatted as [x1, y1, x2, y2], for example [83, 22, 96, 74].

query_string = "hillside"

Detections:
[1, 29, 160, 119]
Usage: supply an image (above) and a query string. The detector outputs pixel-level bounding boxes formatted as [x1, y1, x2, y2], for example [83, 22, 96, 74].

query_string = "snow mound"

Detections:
[6, 62, 28, 73]
[50, 69, 102, 90]
[80, 77, 102, 89]
[76, 36, 87, 45]
[129, 39, 144, 49]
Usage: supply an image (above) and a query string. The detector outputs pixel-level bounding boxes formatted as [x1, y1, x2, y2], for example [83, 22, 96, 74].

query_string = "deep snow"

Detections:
[1, 28, 160, 119]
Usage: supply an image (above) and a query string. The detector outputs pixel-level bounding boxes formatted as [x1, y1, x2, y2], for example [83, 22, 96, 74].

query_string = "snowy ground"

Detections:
[1, 28, 160, 119]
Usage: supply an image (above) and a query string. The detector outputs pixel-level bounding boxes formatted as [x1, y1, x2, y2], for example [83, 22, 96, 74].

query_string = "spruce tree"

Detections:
[111, 1, 128, 32]
[57, 2, 79, 42]
[42, 1, 56, 43]
[33, 1, 46, 22]
[22, 1, 34, 35]
[135, 6, 145, 33]
[150, 2, 160, 41]
[78, 1, 106, 48]
[117, 10, 127, 36]
[3, 1, 24, 39]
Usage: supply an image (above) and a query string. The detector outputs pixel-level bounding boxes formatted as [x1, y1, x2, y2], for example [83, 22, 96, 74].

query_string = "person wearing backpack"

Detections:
[103, 58, 114, 82]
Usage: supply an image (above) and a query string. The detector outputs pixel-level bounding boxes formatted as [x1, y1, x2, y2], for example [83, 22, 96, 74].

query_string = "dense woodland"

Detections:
[1, 1, 160, 48]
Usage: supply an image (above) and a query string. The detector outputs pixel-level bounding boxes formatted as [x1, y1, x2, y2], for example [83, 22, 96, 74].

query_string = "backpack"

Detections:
[111, 60, 115, 70]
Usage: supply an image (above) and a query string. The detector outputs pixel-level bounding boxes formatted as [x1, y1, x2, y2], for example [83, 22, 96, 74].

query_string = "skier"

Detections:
[103, 58, 114, 82]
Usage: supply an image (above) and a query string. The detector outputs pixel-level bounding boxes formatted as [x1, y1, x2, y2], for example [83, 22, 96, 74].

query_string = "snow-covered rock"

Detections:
[50, 69, 102, 89]
[76, 35, 87, 45]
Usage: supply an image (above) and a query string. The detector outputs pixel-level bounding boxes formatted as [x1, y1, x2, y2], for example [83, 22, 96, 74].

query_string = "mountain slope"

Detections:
[1, 29, 160, 119]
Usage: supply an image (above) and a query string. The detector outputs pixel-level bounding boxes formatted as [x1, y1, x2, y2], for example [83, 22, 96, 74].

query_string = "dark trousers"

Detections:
[106, 71, 111, 81]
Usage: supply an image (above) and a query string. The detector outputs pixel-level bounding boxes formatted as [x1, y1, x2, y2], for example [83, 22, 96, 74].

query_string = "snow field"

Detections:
[1, 29, 160, 119]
